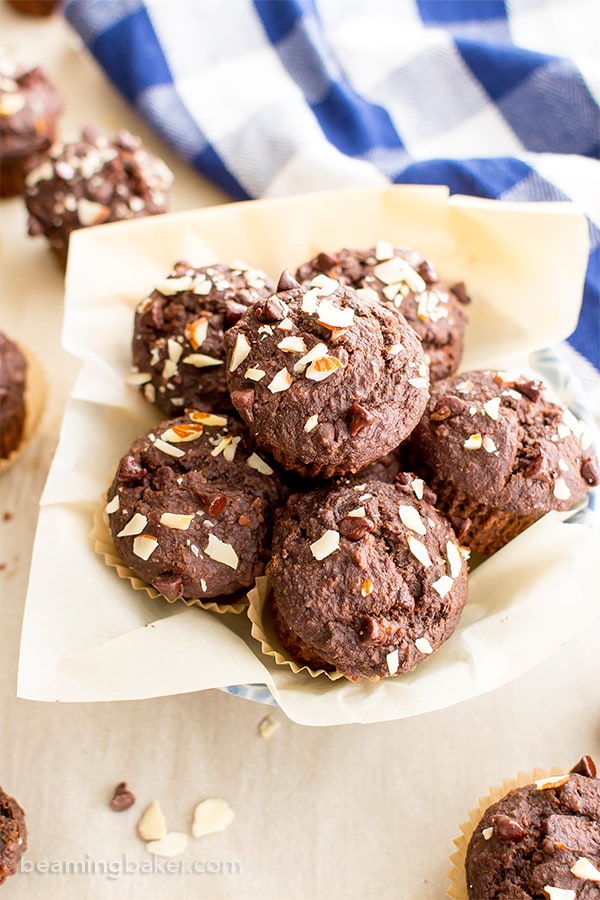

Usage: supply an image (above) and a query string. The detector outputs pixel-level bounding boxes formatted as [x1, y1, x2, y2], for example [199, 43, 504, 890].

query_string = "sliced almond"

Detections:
[310, 529, 340, 560]
[192, 798, 235, 838]
[277, 336, 307, 353]
[415, 637, 433, 654]
[160, 513, 194, 530]
[245, 367, 266, 382]
[146, 832, 188, 858]
[310, 274, 339, 295]
[346, 506, 366, 518]
[132, 535, 158, 560]
[106, 495, 120, 514]
[482, 435, 497, 453]
[153, 438, 185, 458]
[257, 715, 280, 739]
[117, 513, 147, 537]
[161, 423, 204, 443]
[446, 541, 463, 579]
[543, 888, 575, 900]
[293, 342, 328, 373]
[431, 575, 453, 598]
[316, 299, 355, 330]
[188, 412, 228, 427]
[185, 318, 209, 350]
[229, 333, 252, 372]
[154, 275, 193, 295]
[483, 396, 501, 420]
[304, 414, 319, 432]
[463, 433, 483, 450]
[386, 649, 399, 676]
[482, 826, 494, 840]
[375, 239, 394, 261]
[137, 801, 167, 841]
[411, 478, 424, 500]
[204, 534, 238, 569]
[406, 536, 432, 568]
[182, 353, 223, 368]
[267, 367, 292, 393]
[0, 92, 25, 116]
[570, 857, 600, 881]
[246, 452, 274, 475]
[399, 504, 426, 535]
[553, 477, 571, 500]
[361, 578, 373, 597]
[535, 774, 570, 791]
[77, 198, 110, 227]
[305, 356, 343, 382]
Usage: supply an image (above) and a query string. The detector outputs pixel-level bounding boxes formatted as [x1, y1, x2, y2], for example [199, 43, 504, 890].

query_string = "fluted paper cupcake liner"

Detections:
[91, 501, 248, 615]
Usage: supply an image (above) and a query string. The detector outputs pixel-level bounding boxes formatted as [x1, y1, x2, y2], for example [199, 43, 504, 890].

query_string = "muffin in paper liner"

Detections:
[91, 501, 248, 615]
[0, 344, 47, 475]
[446, 765, 565, 899]
[247, 575, 382, 683]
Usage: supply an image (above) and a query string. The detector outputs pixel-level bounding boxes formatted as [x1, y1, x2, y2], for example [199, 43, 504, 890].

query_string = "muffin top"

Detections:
[25, 126, 173, 255]
[0, 58, 62, 160]
[407, 368, 599, 516]
[466, 757, 600, 900]
[266, 479, 468, 680]
[295, 242, 470, 381]
[131, 260, 276, 416]
[224, 272, 429, 478]
[107, 411, 284, 601]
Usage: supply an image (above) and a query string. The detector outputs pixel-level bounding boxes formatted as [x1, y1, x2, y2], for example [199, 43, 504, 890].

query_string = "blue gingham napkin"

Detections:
[63, 0, 599, 395]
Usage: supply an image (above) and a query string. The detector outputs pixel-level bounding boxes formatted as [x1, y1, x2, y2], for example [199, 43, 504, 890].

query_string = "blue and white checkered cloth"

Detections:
[63, 0, 600, 396]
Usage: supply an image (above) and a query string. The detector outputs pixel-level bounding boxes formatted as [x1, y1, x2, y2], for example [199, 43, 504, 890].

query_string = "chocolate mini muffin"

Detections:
[7, 0, 60, 15]
[465, 757, 600, 899]
[266, 479, 468, 681]
[405, 369, 600, 555]
[224, 272, 429, 478]
[0, 332, 27, 459]
[131, 260, 276, 416]
[296, 242, 470, 381]
[107, 411, 283, 602]
[0, 58, 63, 197]
[0, 786, 27, 884]
[24, 126, 173, 267]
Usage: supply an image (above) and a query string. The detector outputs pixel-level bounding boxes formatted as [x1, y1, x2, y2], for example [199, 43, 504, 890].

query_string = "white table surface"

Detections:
[1, 5, 599, 899]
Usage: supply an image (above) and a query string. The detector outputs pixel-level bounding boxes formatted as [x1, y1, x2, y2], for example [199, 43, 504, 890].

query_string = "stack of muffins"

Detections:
[103, 243, 599, 684]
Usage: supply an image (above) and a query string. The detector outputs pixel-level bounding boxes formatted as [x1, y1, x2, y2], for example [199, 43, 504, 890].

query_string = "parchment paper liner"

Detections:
[0, 343, 47, 474]
[91, 501, 248, 615]
[247, 575, 383, 683]
[446, 765, 564, 899]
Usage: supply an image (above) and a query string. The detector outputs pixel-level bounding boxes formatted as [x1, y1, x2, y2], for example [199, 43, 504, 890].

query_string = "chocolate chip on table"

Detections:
[430, 395, 466, 421]
[339, 515, 375, 540]
[110, 782, 136, 811]
[570, 755, 597, 778]
[491, 814, 526, 843]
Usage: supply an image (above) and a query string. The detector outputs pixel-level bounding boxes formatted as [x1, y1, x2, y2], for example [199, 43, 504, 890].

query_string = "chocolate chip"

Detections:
[339, 515, 375, 540]
[447, 514, 472, 541]
[153, 574, 184, 600]
[450, 281, 471, 304]
[110, 782, 136, 812]
[117, 455, 147, 484]
[491, 815, 526, 843]
[581, 457, 600, 487]
[417, 259, 438, 284]
[359, 615, 402, 644]
[230, 388, 255, 423]
[430, 395, 466, 421]
[348, 401, 376, 436]
[523, 453, 552, 482]
[253, 296, 287, 323]
[512, 379, 544, 403]
[313, 252, 338, 274]
[570, 755, 597, 778]
[225, 299, 250, 325]
[276, 270, 300, 293]
[195, 492, 228, 516]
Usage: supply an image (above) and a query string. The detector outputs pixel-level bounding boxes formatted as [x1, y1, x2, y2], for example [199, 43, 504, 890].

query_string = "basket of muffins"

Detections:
[94, 239, 599, 684]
